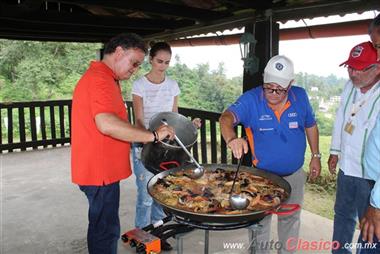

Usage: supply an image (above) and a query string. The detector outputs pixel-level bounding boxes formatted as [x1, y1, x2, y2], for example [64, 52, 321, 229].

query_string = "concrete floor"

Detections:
[1, 147, 359, 254]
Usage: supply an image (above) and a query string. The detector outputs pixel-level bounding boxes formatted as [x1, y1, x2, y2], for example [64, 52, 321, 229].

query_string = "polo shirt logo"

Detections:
[259, 128, 274, 131]
[289, 121, 298, 129]
[288, 112, 297, 118]
[259, 114, 273, 121]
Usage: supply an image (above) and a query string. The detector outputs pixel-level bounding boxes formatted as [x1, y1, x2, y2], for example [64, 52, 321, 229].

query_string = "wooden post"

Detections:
[242, 18, 279, 92]
[241, 16, 279, 167]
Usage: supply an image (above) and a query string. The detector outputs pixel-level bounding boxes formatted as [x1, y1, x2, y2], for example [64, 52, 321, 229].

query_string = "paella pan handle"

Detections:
[159, 161, 180, 170]
[265, 204, 300, 216]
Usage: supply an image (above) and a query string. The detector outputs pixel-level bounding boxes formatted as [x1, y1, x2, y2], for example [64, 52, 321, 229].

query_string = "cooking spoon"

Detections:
[161, 119, 204, 179]
[229, 157, 249, 210]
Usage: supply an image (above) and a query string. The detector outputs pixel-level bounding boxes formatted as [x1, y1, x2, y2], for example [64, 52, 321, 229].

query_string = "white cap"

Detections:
[263, 55, 294, 88]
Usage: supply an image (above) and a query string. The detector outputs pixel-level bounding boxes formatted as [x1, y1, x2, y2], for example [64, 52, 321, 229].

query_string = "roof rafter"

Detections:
[143, 11, 256, 42]
[273, 0, 380, 22]
[0, 18, 153, 42]
[47, 0, 229, 21]
[0, 9, 195, 30]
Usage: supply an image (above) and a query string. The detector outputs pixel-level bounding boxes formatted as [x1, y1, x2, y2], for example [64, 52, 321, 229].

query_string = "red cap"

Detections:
[339, 42, 378, 70]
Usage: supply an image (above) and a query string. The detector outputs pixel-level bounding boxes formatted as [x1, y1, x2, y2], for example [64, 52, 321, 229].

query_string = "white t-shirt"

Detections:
[132, 76, 180, 129]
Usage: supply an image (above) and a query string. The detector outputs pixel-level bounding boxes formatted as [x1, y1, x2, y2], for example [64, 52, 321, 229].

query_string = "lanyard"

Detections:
[348, 84, 379, 121]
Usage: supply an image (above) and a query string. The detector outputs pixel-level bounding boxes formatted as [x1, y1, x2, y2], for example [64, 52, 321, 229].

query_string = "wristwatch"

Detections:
[312, 153, 322, 159]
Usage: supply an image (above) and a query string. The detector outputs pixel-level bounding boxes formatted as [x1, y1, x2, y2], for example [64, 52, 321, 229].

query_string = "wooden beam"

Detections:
[0, 18, 153, 42]
[48, 0, 229, 21]
[0, 5, 195, 30]
[143, 11, 256, 42]
[0, 18, 153, 35]
[220, 0, 287, 10]
[273, 0, 380, 22]
[0, 30, 120, 42]
[168, 19, 373, 47]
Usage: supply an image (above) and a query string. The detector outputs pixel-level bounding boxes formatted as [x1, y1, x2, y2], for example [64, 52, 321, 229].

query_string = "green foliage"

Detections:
[0, 39, 347, 118]
[304, 135, 336, 192]
[0, 40, 100, 102]
[168, 60, 242, 112]
[295, 72, 346, 137]
[295, 72, 346, 95]
[316, 112, 334, 136]
[303, 135, 336, 217]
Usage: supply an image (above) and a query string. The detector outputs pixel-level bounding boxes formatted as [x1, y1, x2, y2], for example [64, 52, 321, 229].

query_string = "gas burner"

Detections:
[172, 213, 260, 230]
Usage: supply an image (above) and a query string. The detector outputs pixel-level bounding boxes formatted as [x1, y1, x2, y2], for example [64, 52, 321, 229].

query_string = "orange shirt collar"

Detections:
[268, 100, 291, 122]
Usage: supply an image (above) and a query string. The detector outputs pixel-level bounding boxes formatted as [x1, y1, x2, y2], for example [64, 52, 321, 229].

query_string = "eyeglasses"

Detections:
[348, 64, 377, 73]
[129, 58, 142, 68]
[122, 50, 142, 68]
[263, 86, 288, 95]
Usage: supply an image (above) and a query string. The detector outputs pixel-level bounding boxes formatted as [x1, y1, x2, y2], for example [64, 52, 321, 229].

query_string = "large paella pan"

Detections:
[147, 164, 299, 224]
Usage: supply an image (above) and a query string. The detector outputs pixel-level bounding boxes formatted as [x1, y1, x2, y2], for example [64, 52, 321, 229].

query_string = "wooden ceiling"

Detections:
[0, 0, 379, 43]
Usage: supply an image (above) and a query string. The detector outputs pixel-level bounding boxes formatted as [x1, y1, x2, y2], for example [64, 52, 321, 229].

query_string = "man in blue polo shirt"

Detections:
[220, 55, 321, 254]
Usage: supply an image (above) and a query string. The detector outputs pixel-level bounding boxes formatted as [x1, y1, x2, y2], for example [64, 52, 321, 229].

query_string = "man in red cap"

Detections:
[328, 40, 380, 253]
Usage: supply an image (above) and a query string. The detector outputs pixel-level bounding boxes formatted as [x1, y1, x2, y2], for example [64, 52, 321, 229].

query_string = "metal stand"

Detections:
[248, 224, 262, 254]
[175, 232, 186, 254]
[173, 215, 261, 254]
[204, 230, 209, 254]
[175, 230, 210, 254]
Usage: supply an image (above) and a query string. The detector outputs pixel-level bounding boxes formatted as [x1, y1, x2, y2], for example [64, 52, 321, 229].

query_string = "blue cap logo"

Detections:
[275, 62, 284, 71]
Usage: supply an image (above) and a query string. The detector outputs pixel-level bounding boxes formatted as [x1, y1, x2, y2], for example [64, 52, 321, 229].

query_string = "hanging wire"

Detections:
[186, 37, 193, 47]
[302, 19, 315, 39]
[214, 31, 227, 46]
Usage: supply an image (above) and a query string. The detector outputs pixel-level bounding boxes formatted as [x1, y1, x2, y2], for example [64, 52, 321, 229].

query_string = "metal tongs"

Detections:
[161, 119, 204, 179]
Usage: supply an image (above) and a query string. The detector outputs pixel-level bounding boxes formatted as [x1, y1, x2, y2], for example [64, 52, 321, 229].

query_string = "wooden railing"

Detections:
[0, 100, 72, 152]
[1, 100, 245, 165]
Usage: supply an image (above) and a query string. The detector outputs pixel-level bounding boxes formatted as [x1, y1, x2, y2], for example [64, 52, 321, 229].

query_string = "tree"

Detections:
[0, 39, 346, 117]
[0, 40, 100, 101]
[316, 113, 334, 136]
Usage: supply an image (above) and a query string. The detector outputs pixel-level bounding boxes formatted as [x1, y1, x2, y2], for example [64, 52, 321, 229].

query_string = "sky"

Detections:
[171, 11, 379, 79]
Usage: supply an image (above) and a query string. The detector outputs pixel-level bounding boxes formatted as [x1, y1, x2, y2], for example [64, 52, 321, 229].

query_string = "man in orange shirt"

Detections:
[71, 33, 174, 254]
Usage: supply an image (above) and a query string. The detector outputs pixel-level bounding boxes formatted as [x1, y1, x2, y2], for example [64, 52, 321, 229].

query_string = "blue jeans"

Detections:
[79, 182, 120, 254]
[332, 170, 372, 254]
[132, 146, 166, 228]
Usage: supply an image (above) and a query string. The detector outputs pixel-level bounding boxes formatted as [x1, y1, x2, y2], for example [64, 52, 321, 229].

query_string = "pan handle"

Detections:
[265, 204, 300, 216]
[159, 161, 180, 170]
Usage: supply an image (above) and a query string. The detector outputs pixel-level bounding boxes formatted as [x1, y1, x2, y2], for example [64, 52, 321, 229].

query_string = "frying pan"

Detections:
[147, 164, 299, 224]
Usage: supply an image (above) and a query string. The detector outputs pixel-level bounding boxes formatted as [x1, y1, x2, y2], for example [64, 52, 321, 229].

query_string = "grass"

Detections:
[303, 135, 336, 220]
[304, 185, 335, 220]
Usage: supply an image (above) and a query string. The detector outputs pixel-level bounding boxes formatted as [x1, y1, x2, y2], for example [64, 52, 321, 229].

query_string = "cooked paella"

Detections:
[151, 167, 288, 214]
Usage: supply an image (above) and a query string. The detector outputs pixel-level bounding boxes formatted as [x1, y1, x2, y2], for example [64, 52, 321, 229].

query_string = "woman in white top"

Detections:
[131, 42, 200, 249]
